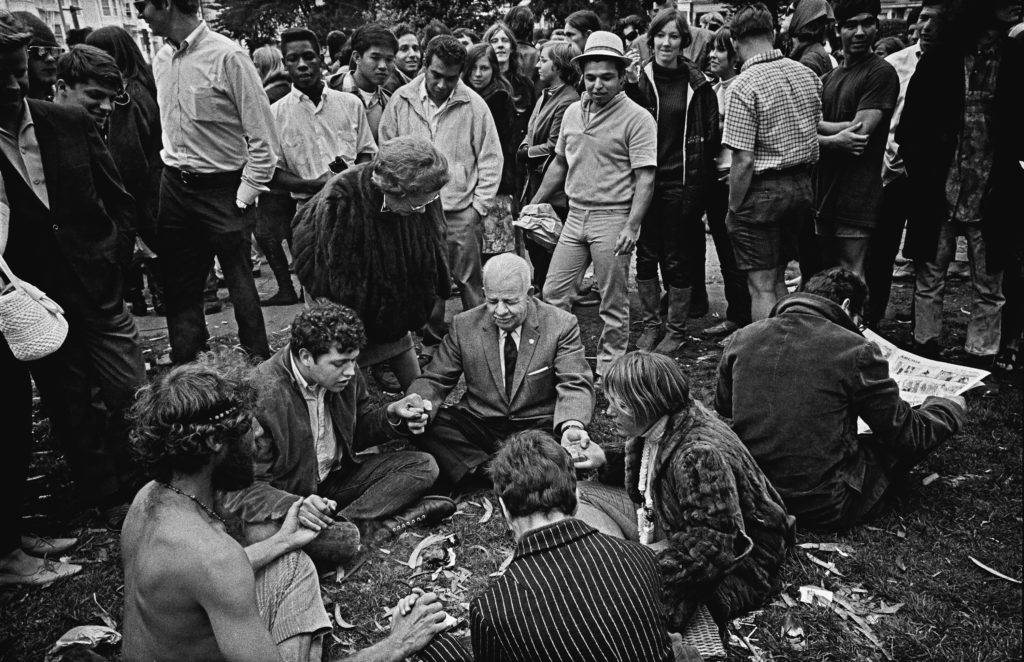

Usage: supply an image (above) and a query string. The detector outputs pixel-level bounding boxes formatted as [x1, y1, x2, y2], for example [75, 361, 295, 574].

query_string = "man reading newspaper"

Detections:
[716, 268, 966, 532]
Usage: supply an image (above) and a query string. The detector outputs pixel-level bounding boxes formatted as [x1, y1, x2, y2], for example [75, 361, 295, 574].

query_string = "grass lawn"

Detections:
[1, 276, 1021, 661]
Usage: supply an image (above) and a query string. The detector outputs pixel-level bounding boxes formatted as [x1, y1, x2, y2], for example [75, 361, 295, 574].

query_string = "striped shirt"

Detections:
[421, 518, 673, 662]
[722, 49, 822, 174]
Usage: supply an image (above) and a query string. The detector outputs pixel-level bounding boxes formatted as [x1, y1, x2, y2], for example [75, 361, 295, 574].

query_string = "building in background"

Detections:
[677, 1, 918, 23]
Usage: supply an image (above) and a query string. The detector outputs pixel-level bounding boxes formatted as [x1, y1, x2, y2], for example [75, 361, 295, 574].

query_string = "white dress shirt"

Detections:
[290, 353, 339, 482]
[271, 86, 377, 199]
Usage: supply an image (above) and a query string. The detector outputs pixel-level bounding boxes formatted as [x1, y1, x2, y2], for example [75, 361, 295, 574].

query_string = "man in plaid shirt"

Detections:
[723, 3, 822, 320]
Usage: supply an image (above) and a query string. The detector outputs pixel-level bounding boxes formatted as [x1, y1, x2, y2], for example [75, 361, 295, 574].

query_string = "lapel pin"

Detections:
[529, 339, 535, 344]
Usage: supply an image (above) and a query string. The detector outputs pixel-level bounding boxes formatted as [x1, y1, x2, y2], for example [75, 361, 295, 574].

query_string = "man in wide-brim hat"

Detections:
[529, 30, 658, 381]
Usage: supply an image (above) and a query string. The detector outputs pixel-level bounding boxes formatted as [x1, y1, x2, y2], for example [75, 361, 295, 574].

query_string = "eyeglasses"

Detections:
[408, 192, 440, 213]
[28, 45, 62, 60]
[133, 0, 149, 14]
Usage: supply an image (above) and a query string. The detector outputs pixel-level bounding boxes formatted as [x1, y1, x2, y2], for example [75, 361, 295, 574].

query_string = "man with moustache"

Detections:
[327, 23, 396, 141]
[121, 352, 454, 662]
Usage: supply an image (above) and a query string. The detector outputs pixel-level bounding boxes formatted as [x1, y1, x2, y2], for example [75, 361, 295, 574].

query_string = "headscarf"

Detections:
[789, 0, 835, 39]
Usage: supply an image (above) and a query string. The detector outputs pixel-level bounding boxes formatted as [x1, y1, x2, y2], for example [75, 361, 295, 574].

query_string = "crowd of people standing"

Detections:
[0, 0, 1020, 659]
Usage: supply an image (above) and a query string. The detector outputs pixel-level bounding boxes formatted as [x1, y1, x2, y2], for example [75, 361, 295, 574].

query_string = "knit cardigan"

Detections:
[625, 401, 790, 631]
[291, 163, 450, 344]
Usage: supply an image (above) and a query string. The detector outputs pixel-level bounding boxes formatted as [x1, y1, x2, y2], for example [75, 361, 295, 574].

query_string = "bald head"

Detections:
[482, 254, 533, 331]
[483, 253, 532, 297]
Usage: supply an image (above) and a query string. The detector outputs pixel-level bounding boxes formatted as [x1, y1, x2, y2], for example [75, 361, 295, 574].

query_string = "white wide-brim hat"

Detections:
[571, 30, 632, 66]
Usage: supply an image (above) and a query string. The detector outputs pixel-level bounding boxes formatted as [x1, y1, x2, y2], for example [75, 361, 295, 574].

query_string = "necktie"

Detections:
[503, 332, 518, 398]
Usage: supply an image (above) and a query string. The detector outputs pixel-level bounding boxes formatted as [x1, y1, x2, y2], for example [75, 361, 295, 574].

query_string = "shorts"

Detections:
[815, 214, 873, 239]
[726, 168, 813, 271]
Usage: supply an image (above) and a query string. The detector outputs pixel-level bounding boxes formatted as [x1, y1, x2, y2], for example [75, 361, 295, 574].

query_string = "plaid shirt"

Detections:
[723, 49, 822, 173]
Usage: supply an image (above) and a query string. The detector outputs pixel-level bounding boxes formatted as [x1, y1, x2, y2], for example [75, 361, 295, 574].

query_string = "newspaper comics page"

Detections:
[857, 329, 989, 433]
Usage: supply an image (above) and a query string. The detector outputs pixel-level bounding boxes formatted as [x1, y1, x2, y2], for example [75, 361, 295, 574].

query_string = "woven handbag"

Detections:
[0, 254, 69, 361]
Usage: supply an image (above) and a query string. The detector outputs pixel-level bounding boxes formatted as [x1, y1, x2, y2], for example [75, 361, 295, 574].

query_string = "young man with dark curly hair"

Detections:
[121, 351, 452, 661]
[221, 303, 455, 565]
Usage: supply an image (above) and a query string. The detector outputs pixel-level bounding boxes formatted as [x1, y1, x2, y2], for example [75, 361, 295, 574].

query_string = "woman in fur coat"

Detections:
[291, 136, 451, 389]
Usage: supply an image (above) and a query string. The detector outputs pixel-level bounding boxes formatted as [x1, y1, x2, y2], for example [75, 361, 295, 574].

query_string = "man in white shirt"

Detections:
[141, 0, 278, 364]
[270, 27, 377, 202]
[327, 23, 396, 141]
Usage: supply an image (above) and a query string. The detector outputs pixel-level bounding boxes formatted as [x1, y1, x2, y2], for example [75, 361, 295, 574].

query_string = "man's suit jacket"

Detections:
[220, 346, 401, 524]
[0, 100, 136, 314]
[408, 298, 594, 431]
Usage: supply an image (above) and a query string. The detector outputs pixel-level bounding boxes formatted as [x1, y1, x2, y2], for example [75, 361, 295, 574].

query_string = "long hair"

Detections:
[462, 42, 501, 89]
[483, 22, 520, 77]
[252, 44, 285, 85]
[85, 26, 157, 99]
[605, 351, 692, 431]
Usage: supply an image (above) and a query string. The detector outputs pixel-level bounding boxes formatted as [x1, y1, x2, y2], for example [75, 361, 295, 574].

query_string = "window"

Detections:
[101, 0, 114, 16]
[125, 2, 134, 17]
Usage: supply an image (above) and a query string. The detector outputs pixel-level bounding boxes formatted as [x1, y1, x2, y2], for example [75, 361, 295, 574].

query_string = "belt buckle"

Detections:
[179, 169, 197, 186]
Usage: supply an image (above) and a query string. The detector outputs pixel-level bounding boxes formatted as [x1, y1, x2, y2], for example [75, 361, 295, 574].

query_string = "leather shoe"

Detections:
[260, 287, 299, 307]
[376, 496, 456, 540]
[21, 535, 78, 556]
[371, 363, 402, 393]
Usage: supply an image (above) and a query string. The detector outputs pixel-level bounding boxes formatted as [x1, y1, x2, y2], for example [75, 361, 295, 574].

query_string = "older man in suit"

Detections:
[407, 253, 596, 488]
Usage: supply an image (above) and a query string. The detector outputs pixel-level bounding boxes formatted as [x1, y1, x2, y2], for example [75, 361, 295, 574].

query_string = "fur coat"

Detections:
[291, 163, 450, 344]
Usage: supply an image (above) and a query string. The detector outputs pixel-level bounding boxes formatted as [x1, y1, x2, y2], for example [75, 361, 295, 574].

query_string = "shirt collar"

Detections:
[289, 349, 321, 395]
[642, 414, 670, 441]
[174, 21, 209, 55]
[500, 326, 523, 342]
[291, 84, 327, 109]
[515, 518, 596, 559]
[419, 78, 457, 108]
[740, 48, 784, 72]
[0, 100, 34, 140]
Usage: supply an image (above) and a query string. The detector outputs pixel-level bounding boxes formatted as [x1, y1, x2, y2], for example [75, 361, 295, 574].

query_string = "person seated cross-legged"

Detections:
[406, 253, 595, 491]
[121, 352, 452, 662]
[221, 304, 455, 564]
[417, 429, 682, 662]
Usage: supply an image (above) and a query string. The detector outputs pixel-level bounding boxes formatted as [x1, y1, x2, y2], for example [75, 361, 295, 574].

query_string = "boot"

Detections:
[636, 278, 663, 350]
[372, 496, 456, 543]
[257, 235, 298, 306]
[654, 286, 692, 355]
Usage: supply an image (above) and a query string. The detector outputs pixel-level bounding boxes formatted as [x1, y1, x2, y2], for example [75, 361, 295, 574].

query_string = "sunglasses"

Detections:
[28, 45, 62, 60]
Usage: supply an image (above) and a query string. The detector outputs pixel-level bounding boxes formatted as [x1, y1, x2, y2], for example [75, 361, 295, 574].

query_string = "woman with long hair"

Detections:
[575, 351, 790, 636]
[626, 8, 720, 354]
[463, 43, 516, 257]
[484, 22, 536, 150]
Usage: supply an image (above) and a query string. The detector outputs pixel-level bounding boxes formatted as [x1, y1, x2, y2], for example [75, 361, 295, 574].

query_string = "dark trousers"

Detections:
[0, 342, 33, 555]
[0, 294, 147, 518]
[865, 177, 911, 327]
[636, 182, 705, 290]
[412, 407, 548, 485]
[254, 191, 296, 293]
[318, 450, 438, 522]
[158, 172, 270, 364]
[706, 179, 752, 326]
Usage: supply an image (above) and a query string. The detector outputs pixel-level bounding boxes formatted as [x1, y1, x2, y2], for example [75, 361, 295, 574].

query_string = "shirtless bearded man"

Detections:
[120, 351, 451, 661]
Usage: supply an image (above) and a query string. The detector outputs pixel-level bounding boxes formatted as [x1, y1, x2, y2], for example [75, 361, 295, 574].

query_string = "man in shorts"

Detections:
[722, 3, 823, 320]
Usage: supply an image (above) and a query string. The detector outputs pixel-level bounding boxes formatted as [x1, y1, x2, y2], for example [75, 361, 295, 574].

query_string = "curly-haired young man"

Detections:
[221, 303, 455, 564]
[122, 350, 452, 661]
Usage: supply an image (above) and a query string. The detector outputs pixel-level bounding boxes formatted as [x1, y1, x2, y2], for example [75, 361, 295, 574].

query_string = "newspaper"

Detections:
[857, 329, 988, 434]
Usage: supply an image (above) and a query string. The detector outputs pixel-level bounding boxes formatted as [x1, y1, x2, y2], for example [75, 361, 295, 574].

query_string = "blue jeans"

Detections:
[914, 220, 1004, 356]
[543, 207, 630, 377]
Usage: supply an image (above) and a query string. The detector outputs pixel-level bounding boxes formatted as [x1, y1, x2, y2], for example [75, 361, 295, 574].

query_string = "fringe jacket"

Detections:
[624, 400, 790, 630]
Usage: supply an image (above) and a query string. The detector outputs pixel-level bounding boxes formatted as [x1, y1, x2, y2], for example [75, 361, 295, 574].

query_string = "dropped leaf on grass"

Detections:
[334, 603, 356, 629]
[896, 558, 907, 572]
[728, 623, 769, 662]
[44, 626, 121, 662]
[478, 497, 494, 524]
[922, 472, 940, 486]
[831, 597, 892, 660]
[781, 592, 798, 608]
[806, 551, 844, 576]
[91, 593, 118, 630]
[876, 602, 904, 615]
[798, 542, 853, 557]
[968, 556, 1022, 584]
[379, 548, 391, 555]
[490, 553, 515, 577]
[406, 533, 447, 569]
[798, 585, 834, 606]
[469, 544, 491, 560]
